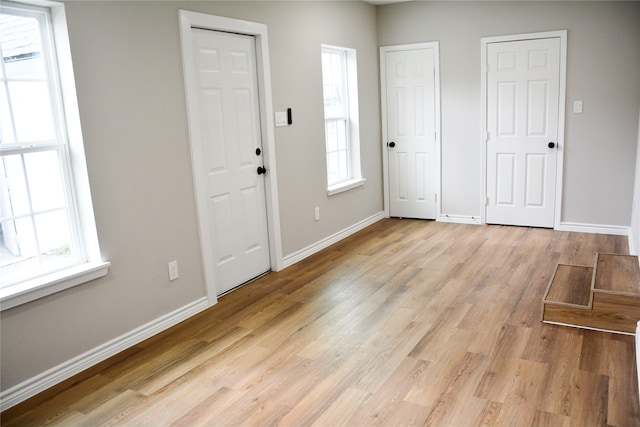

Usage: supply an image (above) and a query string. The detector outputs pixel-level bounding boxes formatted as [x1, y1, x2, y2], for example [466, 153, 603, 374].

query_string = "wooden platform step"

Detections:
[542, 253, 640, 334]
[593, 253, 640, 294]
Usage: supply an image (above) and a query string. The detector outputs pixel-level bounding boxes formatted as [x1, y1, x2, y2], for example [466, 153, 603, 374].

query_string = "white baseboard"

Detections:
[556, 222, 630, 236]
[636, 321, 640, 404]
[629, 233, 638, 257]
[281, 211, 385, 269]
[438, 214, 482, 225]
[0, 297, 210, 411]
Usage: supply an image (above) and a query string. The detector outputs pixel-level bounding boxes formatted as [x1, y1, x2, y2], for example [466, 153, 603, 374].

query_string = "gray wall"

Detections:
[1, 1, 381, 392]
[378, 1, 640, 225]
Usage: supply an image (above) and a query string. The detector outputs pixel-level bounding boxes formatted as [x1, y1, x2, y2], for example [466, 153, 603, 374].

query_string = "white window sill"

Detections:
[0, 261, 110, 311]
[327, 177, 366, 196]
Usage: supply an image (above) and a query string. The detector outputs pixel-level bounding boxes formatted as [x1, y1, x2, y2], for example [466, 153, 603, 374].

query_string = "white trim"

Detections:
[178, 11, 283, 305]
[0, 297, 210, 411]
[630, 233, 638, 257]
[281, 211, 384, 268]
[0, 261, 110, 311]
[480, 30, 567, 228]
[543, 320, 634, 336]
[380, 42, 441, 220]
[327, 178, 366, 196]
[636, 321, 640, 404]
[437, 215, 482, 225]
[0, 0, 108, 309]
[556, 222, 630, 236]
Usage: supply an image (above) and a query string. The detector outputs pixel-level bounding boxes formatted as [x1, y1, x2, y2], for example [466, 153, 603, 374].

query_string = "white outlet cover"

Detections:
[275, 111, 287, 127]
[168, 260, 179, 281]
[573, 100, 583, 114]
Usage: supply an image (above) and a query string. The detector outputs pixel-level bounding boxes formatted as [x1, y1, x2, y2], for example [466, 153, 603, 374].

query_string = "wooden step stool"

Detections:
[542, 253, 640, 334]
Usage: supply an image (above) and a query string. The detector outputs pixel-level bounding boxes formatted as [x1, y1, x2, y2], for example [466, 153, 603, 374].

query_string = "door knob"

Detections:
[257, 166, 267, 175]
[388, 141, 396, 148]
[548, 142, 556, 149]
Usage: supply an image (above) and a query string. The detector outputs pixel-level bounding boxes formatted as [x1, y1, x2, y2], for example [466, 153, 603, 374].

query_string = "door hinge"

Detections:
[486, 196, 490, 206]
[435, 194, 438, 202]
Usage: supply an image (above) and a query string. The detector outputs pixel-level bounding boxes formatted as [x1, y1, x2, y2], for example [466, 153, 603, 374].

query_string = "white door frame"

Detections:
[481, 30, 567, 228]
[380, 42, 442, 219]
[179, 10, 283, 306]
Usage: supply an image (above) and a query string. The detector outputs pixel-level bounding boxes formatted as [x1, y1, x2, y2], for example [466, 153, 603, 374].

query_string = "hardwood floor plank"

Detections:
[308, 387, 371, 427]
[420, 352, 488, 426]
[473, 324, 532, 402]
[71, 389, 147, 427]
[530, 410, 571, 427]
[568, 371, 609, 426]
[344, 357, 430, 425]
[2, 219, 637, 426]
[168, 387, 243, 427]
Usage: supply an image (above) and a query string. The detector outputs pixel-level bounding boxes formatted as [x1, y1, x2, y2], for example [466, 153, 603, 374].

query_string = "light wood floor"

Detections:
[3, 219, 639, 426]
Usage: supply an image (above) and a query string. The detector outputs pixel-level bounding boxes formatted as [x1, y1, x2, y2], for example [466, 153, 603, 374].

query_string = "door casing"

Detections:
[481, 30, 567, 228]
[380, 42, 442, 219]
[179, 10, 283, 306]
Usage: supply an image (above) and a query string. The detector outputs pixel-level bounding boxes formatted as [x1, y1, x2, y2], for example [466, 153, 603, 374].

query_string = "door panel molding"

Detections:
[481, 30, 567, 228]
[380, 42, 441, 220]
[179, 10, 283, 306]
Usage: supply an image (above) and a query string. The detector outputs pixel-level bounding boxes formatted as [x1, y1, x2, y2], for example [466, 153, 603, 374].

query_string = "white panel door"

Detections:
[192, 28, 270, 295]
[486, 38, 560, 228]
[385, 48, 437, 219]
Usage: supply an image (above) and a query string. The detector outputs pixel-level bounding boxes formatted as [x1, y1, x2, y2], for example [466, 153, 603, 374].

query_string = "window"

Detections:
[0, 1, 108, 310]
[321, 45, 364, 195]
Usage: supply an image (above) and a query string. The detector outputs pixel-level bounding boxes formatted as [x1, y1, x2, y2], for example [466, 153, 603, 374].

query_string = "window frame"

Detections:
[0, 0, 109, 311]
[321, 45, 365, 196]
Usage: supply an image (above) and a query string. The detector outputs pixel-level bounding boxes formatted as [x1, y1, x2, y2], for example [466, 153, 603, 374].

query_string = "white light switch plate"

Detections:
[275, 111, 287, 127]
[573, 100, 583, 114]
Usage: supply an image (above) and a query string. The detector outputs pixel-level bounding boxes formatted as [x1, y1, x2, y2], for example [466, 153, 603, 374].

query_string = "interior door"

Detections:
[485, 38, 560, 228]
[385, 48, 437, 219]
[191, 28, 270, 295]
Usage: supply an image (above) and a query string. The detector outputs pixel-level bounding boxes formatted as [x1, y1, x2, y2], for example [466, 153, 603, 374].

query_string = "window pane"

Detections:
[0, 154, 30, 217]
[0, 84, 16, 144]
[322, 50, 346, 118]
[338, 149, 349, 181]
[336, 120, 347, 150]
[8, 81, 56, 142]
[325, 121, 337, 152]
[35, 209, 74, 270]
[25, 150, 66, 212]
[327, 151, 339, 185]
[0, 216, 38, 284]
[0, 210, 75, 286]
[1, 14, 46, 80]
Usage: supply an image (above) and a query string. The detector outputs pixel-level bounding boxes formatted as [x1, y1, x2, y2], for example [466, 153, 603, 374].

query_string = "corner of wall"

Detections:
[629, 108, 640, 256]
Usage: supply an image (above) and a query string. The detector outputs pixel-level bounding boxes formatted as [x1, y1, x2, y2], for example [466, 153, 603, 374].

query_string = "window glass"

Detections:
[9, 81, 56, 142]
[0, 3, 80, 288]
[322, 46, 358, 188]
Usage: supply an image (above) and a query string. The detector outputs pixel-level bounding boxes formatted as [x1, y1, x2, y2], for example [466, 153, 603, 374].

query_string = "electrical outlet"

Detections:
[314, 207, 320, 221]
[275, 112, 287, 127]
[573, 100, 583, 114]
[168, 260, 179, 281]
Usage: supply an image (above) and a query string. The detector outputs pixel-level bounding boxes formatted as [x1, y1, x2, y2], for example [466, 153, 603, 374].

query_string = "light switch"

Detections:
[573, 100, 583, 114]
[275, 111, 287, 127]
